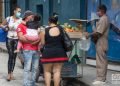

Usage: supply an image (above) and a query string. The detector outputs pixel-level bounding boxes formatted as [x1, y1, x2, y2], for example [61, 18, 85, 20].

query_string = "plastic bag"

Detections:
[79, 36, 91, 51]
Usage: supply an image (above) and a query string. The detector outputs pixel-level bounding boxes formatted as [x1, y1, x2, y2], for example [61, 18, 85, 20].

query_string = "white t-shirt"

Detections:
[6, 16, 22, 39]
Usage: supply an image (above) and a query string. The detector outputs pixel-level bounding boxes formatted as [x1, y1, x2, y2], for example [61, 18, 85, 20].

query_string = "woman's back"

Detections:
[45, 26, 63, 48]
[42, 25, 68, 62]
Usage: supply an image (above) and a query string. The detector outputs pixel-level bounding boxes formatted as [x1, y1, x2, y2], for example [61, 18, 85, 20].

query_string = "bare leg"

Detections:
[43, 64, 53, 86]
[53, 63, 63, 86]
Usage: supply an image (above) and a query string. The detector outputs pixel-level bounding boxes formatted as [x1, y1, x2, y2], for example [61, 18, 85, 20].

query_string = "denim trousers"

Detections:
[23, 50, 40, 86]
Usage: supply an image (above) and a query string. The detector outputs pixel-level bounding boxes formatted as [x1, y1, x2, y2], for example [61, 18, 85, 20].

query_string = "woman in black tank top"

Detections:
[40, 14, 68, 86]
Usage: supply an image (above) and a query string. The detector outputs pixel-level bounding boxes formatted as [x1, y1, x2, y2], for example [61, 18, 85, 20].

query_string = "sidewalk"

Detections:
[0, 43, 45, 86]
[0, 53, 45, 86]
[80, 65, 120, 86]
[0, 42, 7, 52]
[0, 52, 22, 86]
[0, 43, 120, 86]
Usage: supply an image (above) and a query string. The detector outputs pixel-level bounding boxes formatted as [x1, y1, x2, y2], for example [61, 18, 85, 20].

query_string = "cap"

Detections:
[22, 10, 35, 20]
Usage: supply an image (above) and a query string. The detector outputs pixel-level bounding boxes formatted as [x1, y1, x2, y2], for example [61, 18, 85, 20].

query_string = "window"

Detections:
[36, 4, 43, 25]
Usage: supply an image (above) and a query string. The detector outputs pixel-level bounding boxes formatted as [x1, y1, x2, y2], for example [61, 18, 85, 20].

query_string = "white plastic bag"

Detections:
[79, 36, 91, 51]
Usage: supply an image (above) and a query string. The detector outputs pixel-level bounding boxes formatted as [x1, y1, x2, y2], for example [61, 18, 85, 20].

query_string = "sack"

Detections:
[69, 41, 81, 64]
[71, 54, 81, 64]
[59, 26, 73, 52]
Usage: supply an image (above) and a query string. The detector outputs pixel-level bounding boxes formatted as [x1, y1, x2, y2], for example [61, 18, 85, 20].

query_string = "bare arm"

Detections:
[0, 19, 8, 28]
[31, 39, 40, 45]
[40, 31, 45, 45]
[17, 32, 29, 43]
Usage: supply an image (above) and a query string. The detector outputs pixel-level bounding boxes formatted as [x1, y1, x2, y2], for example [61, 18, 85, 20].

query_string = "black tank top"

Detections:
[45, 26, 63, 48]
[41, 26, 68, 63]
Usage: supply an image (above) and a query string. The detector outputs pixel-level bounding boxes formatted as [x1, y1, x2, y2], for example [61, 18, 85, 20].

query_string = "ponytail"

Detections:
[49, 12, 58, 24]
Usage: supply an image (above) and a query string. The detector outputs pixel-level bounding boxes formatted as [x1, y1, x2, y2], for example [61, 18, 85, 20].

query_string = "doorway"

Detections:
[36, 4, 43, 25]
[10, 0, 17, 16]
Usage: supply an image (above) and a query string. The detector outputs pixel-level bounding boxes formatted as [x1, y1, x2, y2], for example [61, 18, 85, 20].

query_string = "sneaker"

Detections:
[92, 81, 106, 85]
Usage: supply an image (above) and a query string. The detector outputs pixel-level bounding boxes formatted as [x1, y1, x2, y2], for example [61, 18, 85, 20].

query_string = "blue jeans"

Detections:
[23, 50, 40, 86]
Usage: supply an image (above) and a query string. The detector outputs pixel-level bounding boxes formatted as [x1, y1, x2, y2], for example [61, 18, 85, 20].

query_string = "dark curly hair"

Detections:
[98, 4, 107, 13]
[49, 13, 58, 24]
[34, 14, 41, 21]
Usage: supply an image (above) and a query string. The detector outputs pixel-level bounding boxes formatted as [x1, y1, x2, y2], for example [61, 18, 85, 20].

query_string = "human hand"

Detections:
[14, 49, 20, 53]
[83, 32, 90, 39]
[31, 38, 41, 45]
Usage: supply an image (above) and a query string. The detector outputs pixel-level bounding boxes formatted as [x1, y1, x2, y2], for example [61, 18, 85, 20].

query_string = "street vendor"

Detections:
[87, 4, 110, 85]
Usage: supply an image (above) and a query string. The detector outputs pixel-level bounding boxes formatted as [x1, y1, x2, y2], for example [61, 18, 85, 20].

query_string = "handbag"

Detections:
[59, 26, 73, 52]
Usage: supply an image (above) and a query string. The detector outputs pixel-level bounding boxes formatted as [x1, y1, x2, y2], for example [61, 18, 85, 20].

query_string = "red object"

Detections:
[41, 57, 68, 63]
[17, 23, 38, 50]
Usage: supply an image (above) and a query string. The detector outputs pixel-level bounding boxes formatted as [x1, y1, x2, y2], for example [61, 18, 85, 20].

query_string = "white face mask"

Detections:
[16, 12, 21, 18]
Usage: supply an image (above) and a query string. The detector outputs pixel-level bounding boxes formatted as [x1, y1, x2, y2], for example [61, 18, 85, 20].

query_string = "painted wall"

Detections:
[4, 0, 10, 17]
[17, 0, 81, 25]
[17, 0, 26, 13]
[0, 0, 3, 22]
[58, 0, 81, 24]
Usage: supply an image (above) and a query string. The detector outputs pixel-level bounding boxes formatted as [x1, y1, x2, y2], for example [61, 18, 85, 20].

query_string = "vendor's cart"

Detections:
[60, 19, 88, 86]
[60, 32, 86, 86]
